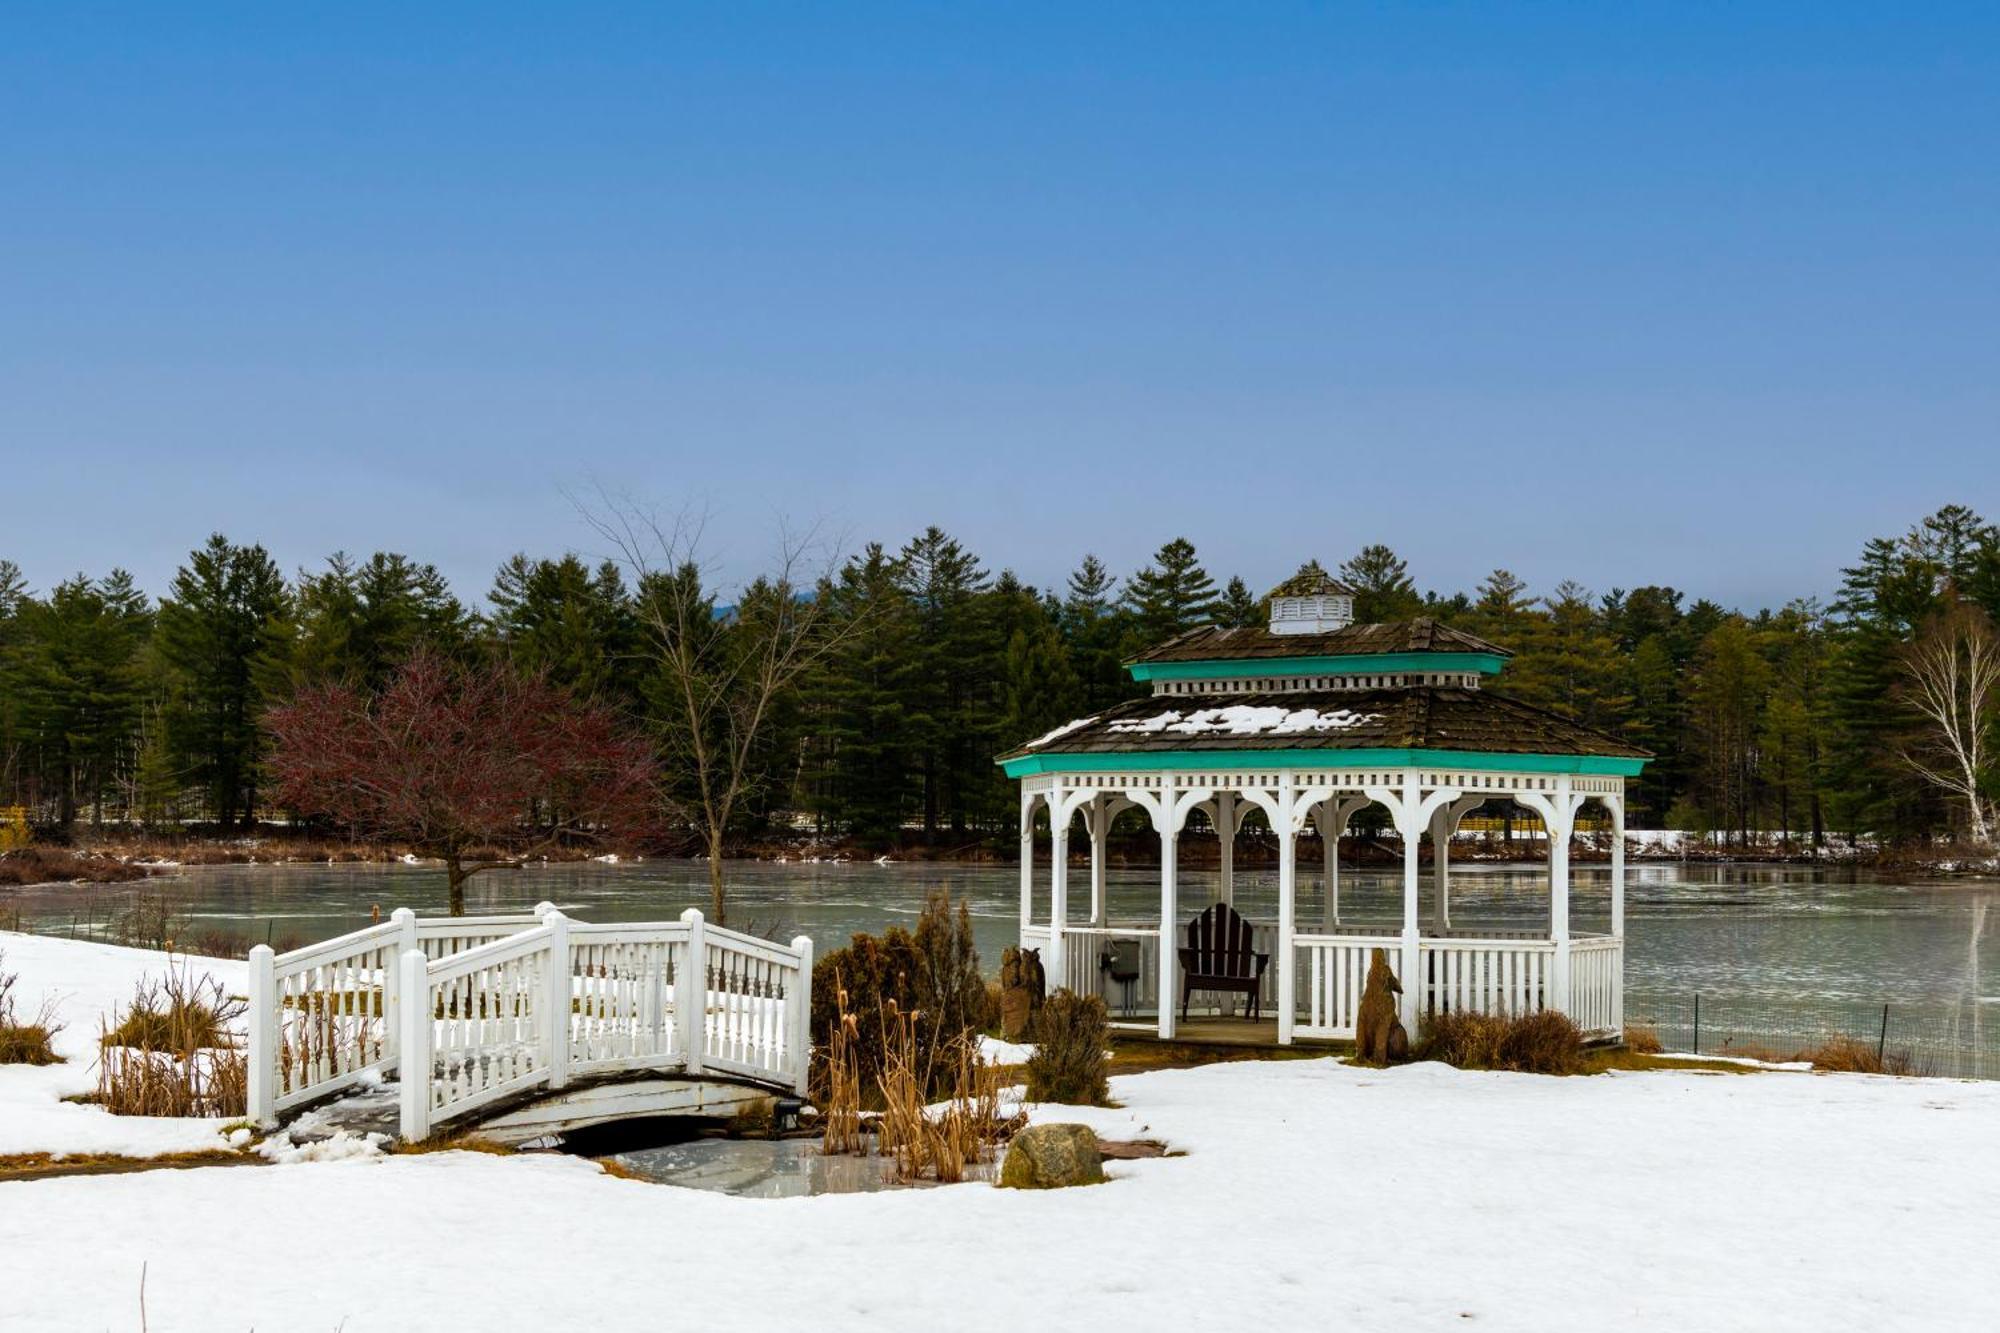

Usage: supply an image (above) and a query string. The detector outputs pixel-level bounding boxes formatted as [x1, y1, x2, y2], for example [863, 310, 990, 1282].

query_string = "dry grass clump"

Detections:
[1415, 1009, 1588, 1076]
[1622, 1022, 1665, 1055]
[1025, 989, 1110, 1106]
[1801, 1035, 1914, 1076]
[95, 965, 247, 1117]
[0, 952, 63, 1065]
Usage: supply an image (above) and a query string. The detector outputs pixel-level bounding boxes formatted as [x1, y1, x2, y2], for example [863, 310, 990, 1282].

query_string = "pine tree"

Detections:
[11, 572, 151, 827]
[1123, 537, 1218, 643]
[1060, 555, 1136, 712]
[1213, 576, 1262, 629]
[896, 527, 994, 841]
[487, 553, 641, 703]
[1337, 544, 1421, 622]
[154, 535, 291, 828]
[1002, 621, 1082, 751]
[273, 551, 469, 690]
[1469, 569, 1534, 649]
[808, 545, 917, 843]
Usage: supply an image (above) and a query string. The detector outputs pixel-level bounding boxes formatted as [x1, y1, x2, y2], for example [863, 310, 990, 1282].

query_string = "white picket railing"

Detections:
[1293, 933, 1403, 1039]
[1569, 935, 1622, 1040]
[249, 906, 813, 1141]
[1292, 933, 1623, 1041]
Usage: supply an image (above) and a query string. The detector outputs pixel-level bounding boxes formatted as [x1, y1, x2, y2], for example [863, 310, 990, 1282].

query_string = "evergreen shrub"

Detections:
[1025, 989, 1109, 1105]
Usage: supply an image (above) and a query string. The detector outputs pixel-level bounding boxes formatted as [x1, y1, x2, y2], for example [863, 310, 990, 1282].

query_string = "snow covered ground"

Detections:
[0, 932, 243, 1159]
[3, 933, 1998, 1331]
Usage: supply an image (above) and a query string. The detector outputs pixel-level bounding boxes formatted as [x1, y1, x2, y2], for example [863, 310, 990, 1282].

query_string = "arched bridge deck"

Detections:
[246, 906, 813, 1142]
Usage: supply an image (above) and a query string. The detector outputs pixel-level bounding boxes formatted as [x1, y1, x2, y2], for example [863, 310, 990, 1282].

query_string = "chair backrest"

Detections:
[1185, 902, 1257, 978]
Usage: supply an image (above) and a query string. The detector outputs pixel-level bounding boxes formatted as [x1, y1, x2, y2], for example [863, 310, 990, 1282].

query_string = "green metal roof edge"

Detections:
[998, 748, 1646, 778]
[1126, 651, 1507, 681]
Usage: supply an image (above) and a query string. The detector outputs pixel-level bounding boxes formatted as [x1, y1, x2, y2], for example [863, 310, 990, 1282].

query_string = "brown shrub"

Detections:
[0, 952, 62, 1065]
[810, 889, 990, 1103]
[1622, 1022, 1665, 1055]
[1025, 989, 1110, 1105]
[1416, 1009, 1587, 1076]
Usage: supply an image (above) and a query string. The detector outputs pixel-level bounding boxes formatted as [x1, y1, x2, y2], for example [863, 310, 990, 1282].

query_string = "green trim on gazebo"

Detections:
[1126, 651, 1507, 682]
[999, 748, 1646, 778]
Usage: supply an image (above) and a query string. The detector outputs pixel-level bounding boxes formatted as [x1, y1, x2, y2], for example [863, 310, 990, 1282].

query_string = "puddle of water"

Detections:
[609, 1136, 994, 1197]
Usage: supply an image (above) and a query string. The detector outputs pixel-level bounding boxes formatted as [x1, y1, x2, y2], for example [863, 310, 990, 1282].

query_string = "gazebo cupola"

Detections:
[1268, 570, 1356, 635]
[998, 571, 1649, 1049]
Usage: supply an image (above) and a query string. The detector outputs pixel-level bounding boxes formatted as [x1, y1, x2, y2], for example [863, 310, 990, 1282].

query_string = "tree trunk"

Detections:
[445, 854, 467, 916]
[708, 826, 727, 924]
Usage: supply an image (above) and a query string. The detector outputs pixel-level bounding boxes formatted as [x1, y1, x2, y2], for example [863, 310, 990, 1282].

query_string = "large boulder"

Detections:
[998, 1123, 1105, 1190]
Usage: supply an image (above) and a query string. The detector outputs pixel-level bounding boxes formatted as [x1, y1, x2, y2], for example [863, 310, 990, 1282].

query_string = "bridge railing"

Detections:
[249, 905, 814, 1140]
[248, 908, 553, 1119]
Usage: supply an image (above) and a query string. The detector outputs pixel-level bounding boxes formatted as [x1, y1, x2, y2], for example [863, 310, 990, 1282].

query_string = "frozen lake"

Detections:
[8, 857, 1995, 1068]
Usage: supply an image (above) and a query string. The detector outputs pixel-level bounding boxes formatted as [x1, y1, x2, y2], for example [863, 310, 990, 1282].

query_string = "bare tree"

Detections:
[1899, 600, 2000, 848]
[584, 498, 856, 922]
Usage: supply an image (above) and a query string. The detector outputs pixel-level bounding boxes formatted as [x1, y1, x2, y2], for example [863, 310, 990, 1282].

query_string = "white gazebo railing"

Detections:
[249, 906, 814, 1142]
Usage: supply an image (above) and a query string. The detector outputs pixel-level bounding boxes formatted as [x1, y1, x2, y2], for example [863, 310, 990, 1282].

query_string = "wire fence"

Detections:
[1627, 992, 1998, 1081]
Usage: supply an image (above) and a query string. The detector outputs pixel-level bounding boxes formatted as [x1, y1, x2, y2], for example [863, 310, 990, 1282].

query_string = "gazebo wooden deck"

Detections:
[999, 573, 1648, 1046]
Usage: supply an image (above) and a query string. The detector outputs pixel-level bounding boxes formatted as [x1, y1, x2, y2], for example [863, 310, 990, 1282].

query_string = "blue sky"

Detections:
[3, 4, 1994, 611]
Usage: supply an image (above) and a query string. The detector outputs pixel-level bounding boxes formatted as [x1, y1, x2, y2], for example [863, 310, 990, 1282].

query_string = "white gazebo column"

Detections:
[1018, 791, 1036, 946]
[1274, 782, 1299, 1045]
[1609, 792, 1626, 942]
[1398, 784, 1423, 1036]
[1215, 791, 1236, 906]
[1370, 778, 1426, 1036]
[1430, 810, 1450, 933]
[1088, 796, 1109, 928]
[1156, 785, 1180, 1040]
[1608, 790, 1626, 1035]
[1547, 784, 1583, 1015]
[1049, 800, 1070, 990]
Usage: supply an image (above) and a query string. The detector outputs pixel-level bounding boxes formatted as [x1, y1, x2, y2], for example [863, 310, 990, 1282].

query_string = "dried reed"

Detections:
[96, 964, 248, 1117]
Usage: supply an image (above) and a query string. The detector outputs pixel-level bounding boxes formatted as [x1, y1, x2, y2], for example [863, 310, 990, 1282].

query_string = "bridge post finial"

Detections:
[789, 935, 814, 1098]
[679, 909, 706, 1076]
[247, 944, 277, 1128]
[544, 911, 571, 1091]
[396, 948, 432, 1143]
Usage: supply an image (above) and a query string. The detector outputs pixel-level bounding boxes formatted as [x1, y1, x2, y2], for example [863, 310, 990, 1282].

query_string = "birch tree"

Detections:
[1899, 601, 1999, 847]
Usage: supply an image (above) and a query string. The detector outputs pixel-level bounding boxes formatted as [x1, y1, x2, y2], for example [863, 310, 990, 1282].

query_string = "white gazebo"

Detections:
[999, 575, 1648, 1046]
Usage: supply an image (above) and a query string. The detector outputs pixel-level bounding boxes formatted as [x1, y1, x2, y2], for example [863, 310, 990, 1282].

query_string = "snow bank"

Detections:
[6, 1051, 1999, 1331]
[0, 932, 244, 1159]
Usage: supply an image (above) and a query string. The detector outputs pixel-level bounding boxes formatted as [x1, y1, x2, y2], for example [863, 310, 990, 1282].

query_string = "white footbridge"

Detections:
[247, 906, 813, 1143]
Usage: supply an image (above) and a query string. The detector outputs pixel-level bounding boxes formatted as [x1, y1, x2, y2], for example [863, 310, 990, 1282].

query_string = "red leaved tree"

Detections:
[264, 648, 657, 914]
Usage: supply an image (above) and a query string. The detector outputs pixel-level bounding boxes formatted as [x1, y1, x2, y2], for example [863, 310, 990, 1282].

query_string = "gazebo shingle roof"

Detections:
[1003, 686, 1648, 761]
[1129, 616, 1511, 665]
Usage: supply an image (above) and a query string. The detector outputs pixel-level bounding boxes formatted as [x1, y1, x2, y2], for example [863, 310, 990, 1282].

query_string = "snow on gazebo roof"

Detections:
[1000, 685, 1650, 764]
